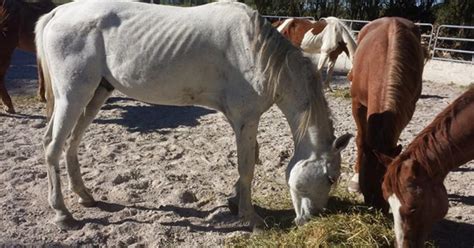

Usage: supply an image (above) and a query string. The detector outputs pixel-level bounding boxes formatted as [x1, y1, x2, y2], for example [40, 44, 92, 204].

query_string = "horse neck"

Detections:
[407, 112, 474, 181]
[276, 80, 335, 159]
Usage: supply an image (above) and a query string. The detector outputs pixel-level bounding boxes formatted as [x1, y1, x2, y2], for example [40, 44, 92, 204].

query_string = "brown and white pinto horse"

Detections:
[0, 0, 55, 113]
[380, 87, 474, 248]
[348, 17, 425, 211]
[275, 17, 357, 90]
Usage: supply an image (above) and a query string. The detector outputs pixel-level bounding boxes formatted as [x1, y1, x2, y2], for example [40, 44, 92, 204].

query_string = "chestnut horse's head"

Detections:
[379, 154, 449, 248]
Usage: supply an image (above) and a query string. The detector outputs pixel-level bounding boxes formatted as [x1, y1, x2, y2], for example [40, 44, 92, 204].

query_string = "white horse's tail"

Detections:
[323, 17, 357, 62]
[276, 18, 294, 33]
[35, 8, 57, 120]
[340, 23, 357, 61]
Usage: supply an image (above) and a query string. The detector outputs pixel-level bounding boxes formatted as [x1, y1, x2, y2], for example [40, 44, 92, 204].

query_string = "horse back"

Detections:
[282, 19, 317, 47]
[40, 1, 268, 109]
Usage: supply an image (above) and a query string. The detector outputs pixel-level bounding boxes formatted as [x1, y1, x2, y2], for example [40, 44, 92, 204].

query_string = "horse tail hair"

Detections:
[321, 17, 357, 61]
[276, 18, 294, 33]
[35, 8, 56, 120]
[338, 20, 357, 61]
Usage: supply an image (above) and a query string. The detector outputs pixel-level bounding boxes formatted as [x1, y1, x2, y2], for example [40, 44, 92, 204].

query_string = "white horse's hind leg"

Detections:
[44, 79, 100, 229]
[65, 83, 113, 207]
[43, 111, 75, 228]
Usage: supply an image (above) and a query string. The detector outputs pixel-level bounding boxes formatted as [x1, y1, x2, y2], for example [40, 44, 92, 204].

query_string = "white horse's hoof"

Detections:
[55, 213, 81, 230]
[347, 173, 360, 193]
[294, 216, 309, 226]
[79, 198, 97, 208]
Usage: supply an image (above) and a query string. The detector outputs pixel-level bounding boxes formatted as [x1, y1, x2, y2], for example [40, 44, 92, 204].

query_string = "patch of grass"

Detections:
[458, 83, 474, 90]
[329, 87, 352, 99]
[12, 94, 42, 105]
[227, 185, 437, 248]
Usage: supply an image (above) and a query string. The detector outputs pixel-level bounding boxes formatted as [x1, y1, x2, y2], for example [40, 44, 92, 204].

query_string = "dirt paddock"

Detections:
[1, 50, 472, 247]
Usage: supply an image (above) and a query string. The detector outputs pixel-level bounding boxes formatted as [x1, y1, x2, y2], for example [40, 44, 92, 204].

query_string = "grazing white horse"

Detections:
[36, 1, 352, 230]
[276, 17, 357, 90]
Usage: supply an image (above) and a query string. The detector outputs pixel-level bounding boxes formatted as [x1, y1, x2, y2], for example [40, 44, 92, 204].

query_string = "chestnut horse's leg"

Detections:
[64, 82, 112, 207]
[0, 45, 16, 113]
[349, 100, 367, 193]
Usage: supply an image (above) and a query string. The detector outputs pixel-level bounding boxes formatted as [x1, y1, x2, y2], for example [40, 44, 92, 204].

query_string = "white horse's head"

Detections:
[288, 133, 352, 226]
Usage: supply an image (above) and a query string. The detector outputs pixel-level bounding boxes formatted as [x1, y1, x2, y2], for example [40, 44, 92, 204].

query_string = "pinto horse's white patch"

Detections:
[388, 194, 404, 248]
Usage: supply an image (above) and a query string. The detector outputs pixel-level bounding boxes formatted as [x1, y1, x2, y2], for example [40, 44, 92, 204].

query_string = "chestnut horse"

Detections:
[0, 0, 55, 113]
[379, 87, 474, 247]
[275, 17, 357, 90]
[348, 17, 425, 211]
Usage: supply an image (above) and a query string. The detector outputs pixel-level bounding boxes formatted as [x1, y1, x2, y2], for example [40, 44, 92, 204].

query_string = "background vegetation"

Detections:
[51, 0, 472, 26]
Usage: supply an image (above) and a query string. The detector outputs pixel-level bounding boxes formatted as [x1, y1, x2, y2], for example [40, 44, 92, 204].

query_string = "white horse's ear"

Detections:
[332, 133, 352, 153]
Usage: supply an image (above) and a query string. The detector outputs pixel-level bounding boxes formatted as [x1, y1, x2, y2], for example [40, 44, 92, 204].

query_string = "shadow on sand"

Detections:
[448, 194, 474, 206]
[431, 219, 474, 248]
[94, 97, 216, 133]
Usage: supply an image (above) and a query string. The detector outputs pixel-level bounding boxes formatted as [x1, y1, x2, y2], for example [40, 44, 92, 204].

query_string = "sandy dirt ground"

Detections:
[0, 50, 472, 247]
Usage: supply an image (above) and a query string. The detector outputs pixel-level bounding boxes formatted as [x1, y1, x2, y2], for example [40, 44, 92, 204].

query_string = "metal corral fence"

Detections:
[340, 19, 434, 48]
[432, 25, 474, 64]
[262, 15, 315, 22]
[342, 19, 473, 64]
[263, 15, 473, 64]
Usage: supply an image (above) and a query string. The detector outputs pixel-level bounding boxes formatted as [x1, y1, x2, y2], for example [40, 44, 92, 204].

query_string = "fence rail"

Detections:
[264, 15, 473, 64]
[432, 24, 474, 64]
[262, 15, 315, 21]
[340, 19, 434, 47]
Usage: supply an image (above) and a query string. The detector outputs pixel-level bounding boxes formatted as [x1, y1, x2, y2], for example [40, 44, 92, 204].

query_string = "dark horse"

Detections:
[0, 0, 55, 113]
[348, 17, 425, 211]
[380, 87, 474, 247]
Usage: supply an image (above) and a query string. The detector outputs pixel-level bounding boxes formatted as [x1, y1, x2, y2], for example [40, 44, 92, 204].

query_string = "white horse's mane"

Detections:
[252, 15, 333, 141]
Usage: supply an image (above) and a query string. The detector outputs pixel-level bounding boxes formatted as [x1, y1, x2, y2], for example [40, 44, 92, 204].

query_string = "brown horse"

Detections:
[274, 17, 357, 90]
[348, 17, 425, 211]
[0, 0, 55, 113]
[379, 87, 474, 248]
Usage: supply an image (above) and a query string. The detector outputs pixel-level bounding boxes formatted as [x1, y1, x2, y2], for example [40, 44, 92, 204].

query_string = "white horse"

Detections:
[36, 1, 352, 230]
[276, 17, 357, 90]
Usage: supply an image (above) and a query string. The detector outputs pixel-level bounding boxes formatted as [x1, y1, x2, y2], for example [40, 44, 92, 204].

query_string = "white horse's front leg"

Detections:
[234, 120, 264, 229]
[290, 188, 306, 226]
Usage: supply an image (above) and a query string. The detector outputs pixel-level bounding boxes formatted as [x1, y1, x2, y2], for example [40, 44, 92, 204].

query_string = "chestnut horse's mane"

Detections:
[386, 88, 474, 202]
[0, 3, 7, 32]
[384, 20, 424, 132]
